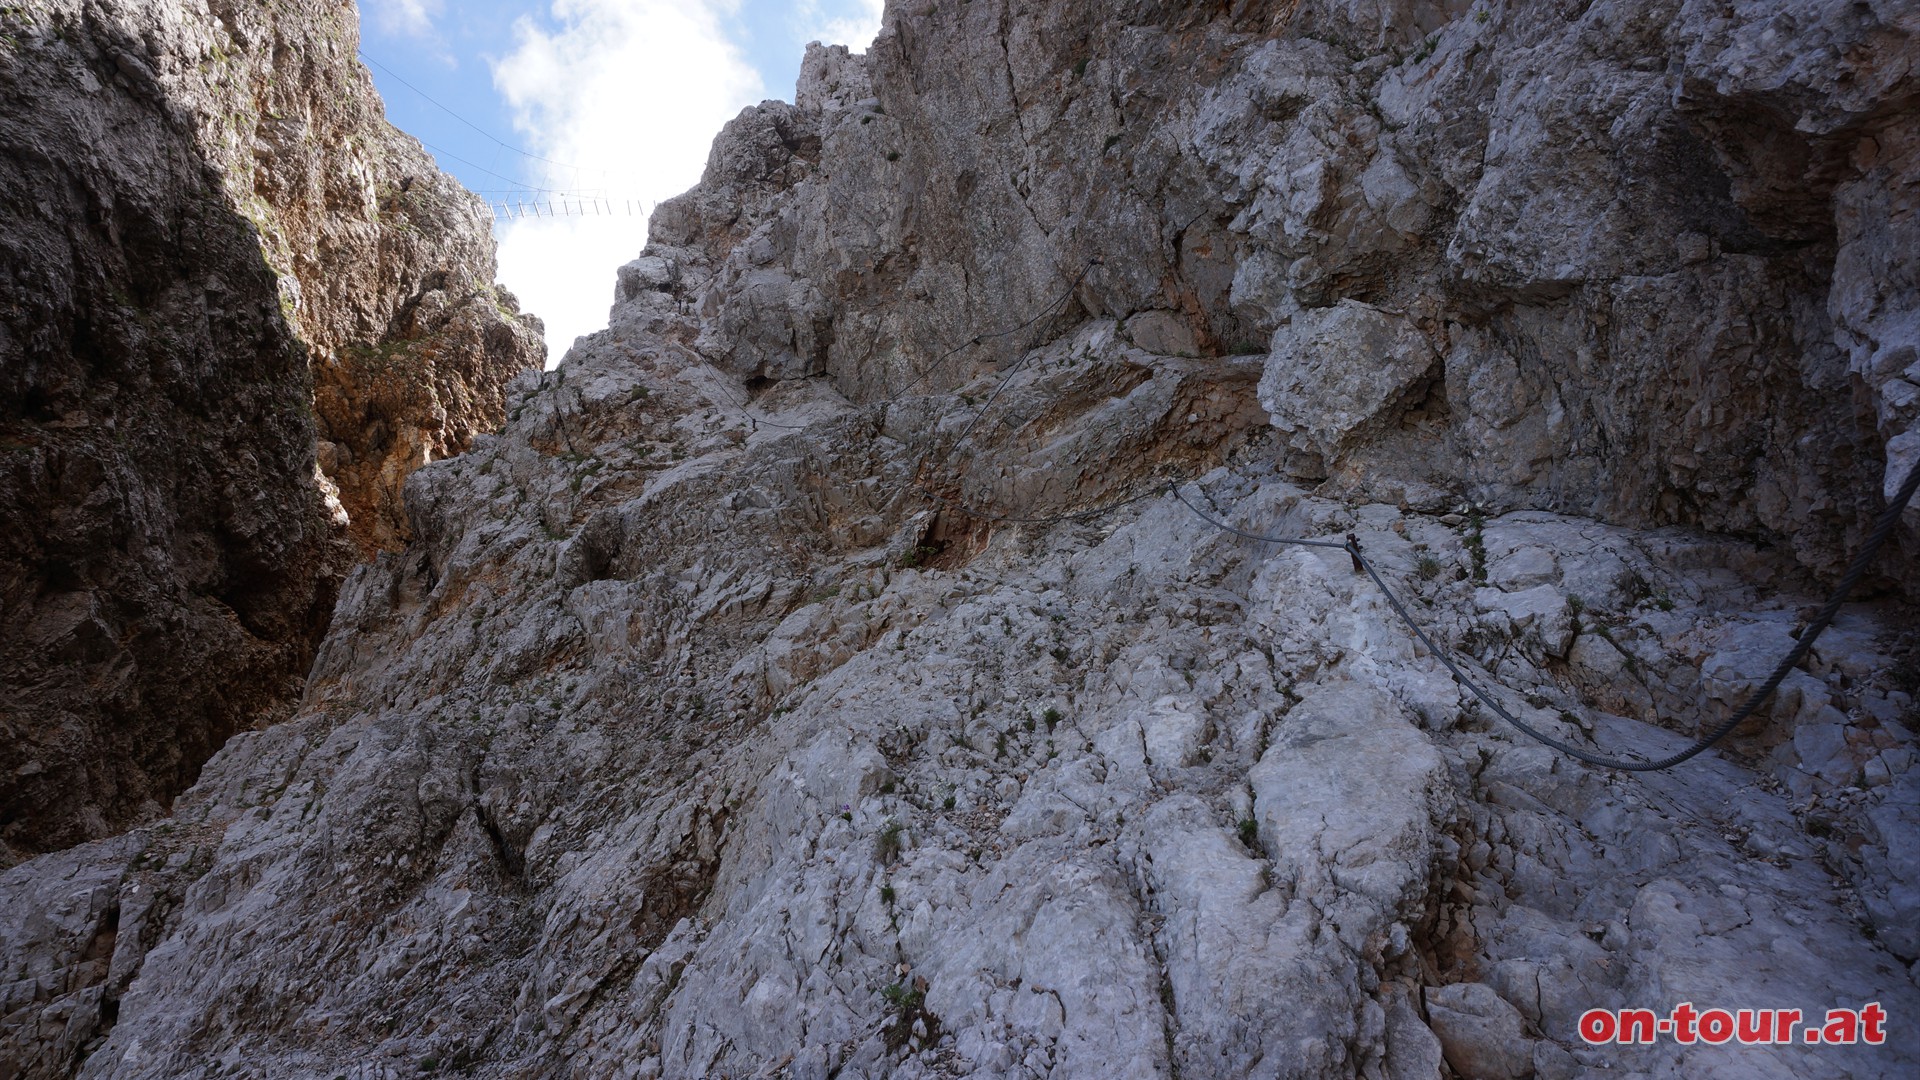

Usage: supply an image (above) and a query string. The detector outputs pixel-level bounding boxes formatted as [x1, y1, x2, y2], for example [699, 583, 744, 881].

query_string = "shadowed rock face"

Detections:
[0, 0, 541, 865]
[1, 2, 1918, 1079]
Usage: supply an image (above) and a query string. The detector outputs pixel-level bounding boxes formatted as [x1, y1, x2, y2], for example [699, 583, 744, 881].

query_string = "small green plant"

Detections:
[1072, 56, 1089, 78]
[1042, 707, 1062, 730]
[994, 732, 1008, 758]
[876, 818, 906, 864]
[879, 982, 928, 1050]
[943, 792, 956, 810]
[880, 884, 896, 905]
[886, 150, 901, 162]
[1464, 512, 1488, 583]
[1416, 555, 1442, 581]
[1237, 818, 1259, 848]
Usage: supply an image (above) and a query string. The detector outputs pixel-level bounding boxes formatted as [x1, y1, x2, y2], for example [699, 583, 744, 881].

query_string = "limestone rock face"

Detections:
[0, 0, 540, 864]
[1258, 299, 1437, 468]
[155, 1, 549, 553]
[3, 2, 1919, 1080]
[677, 0, 1917, 581]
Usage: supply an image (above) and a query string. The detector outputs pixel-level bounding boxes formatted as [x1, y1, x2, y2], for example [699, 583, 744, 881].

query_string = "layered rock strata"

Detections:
[2, 2, 1917, 1079]
[0, 0, 541, 863]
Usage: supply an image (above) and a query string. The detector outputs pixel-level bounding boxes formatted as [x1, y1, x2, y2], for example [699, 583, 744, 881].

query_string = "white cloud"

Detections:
[794, 0, 884, 51]
[490, 1, 765, 364]
[365, 0, 445, 40]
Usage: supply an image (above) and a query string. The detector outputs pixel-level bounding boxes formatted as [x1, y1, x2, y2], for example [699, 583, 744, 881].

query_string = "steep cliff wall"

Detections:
[1, 2, 1917, 1079]
[682, 0, 1918, 583]
[0, 0, 542, 865]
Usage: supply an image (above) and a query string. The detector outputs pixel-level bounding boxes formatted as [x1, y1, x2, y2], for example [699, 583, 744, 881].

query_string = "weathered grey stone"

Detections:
[2, 3, 1918, 1079]
[1425, 982, 1534, 1080]
[1259, 300, 1437, 466]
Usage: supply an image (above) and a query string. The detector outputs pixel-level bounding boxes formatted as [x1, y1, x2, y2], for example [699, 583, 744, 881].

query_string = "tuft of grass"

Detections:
[879, 982, 930, 1050]
[875, 818, 906, 864]
[1464, 512, 1488, 583]
[1416, 555, 1442, 581]
[1238, 818, 1259, 849]
[1042, 707, 1062, 730]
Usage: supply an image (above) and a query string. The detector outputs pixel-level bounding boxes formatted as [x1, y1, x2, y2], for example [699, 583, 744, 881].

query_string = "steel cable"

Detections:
[1169, 459, 1920, 771]
[657, 247, 1920, 774]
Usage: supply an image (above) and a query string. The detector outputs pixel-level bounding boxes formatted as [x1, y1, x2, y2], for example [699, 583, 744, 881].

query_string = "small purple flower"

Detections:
[841, 803, 851, 812]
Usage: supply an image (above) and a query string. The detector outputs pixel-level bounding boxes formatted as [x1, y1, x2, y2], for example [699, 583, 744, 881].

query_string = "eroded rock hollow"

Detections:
[3, 1, 1918, 1079]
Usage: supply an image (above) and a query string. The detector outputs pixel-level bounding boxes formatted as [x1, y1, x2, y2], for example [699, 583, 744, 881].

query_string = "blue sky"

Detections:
[357, 0, 884, 362]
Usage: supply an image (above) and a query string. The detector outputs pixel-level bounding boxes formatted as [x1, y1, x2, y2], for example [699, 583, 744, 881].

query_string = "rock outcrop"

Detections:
[3, 1, 1917, 1079]
[0, 0, 541, 864]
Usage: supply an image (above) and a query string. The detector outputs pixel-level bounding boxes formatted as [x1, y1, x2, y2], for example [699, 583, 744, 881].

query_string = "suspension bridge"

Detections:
[483, 198, 659, 220]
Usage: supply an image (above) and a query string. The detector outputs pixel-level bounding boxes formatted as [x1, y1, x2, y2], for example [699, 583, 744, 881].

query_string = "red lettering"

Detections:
[1672, 1002, 1699, 1044]
[1822, 1009, 1859, 1045]
[1580, 1002, 1865, 1045]
[1736, 1008, 1773, 1044]
[1862, 1002, 1886, 1045]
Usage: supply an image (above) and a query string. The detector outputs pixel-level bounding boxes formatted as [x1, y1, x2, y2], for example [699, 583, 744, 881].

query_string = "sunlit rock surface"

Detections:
[3, 2, 1917, 1078]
